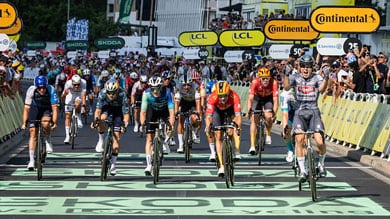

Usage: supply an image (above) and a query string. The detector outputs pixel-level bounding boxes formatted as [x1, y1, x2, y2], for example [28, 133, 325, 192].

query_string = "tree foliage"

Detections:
[10, 0, 119, 50]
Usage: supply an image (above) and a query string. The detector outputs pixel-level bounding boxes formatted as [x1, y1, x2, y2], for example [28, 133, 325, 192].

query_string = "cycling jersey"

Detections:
[25, 85, 58, 109]
[174, 82, 200, 102]
[141, 87, 174, 111]
[84, 75, 96, 93]
[206, 89, 241, 116]
[288, 73, 323, 110]
[96, 88, 130, 114]
[249, 77, 279, 98]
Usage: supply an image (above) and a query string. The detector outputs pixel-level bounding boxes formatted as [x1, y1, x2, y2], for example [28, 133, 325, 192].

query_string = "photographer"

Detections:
[358, 54, 381, 94]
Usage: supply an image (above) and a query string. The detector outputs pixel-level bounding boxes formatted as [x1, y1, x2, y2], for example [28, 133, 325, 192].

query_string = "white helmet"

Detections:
[101, 70, 109, 77]
[180, 73, 192, 84]
[130, 72, 138, 80]
[59, 73, 66, 81]
[140, 75, 148, 83]
[72, 74, 81, 84]
[148, 76, 162, 87]
[83, 69, 91, 76]
[105, 79, 119, 92]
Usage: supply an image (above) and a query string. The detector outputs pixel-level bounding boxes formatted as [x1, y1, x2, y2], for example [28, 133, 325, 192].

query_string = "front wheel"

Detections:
[70, 115, 77, 150]
[257, 120, 266, 166]
[153, 137, 161, 184]
[36, 134, 44, 181]
[223, 138, 234, 188]
[100, 137, 112, 181]
[307, 147, 317, 202]
[184, 123, 191, 163]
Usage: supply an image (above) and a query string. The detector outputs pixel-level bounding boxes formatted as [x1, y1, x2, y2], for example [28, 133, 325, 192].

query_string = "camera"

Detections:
[373, 83, 379, 91]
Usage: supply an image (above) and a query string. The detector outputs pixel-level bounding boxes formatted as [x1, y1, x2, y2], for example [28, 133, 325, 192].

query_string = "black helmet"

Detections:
[299, 54, 314, 67]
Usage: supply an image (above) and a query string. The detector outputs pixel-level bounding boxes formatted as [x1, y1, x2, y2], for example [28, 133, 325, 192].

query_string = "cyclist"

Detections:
[92, 79, 129, 175]
[61, 74, 87, 144]
[113, 68, 126, 89]
[204, 81, 242, 176]
[82, 68, 97, 116]
[126, 72, 138, 102]
[161, 70, 177, 146]
[131, 75, 148, 132]
[283, 54, 329, 182]
[22, 76, 58, 169]
[97, 70, 110, 93]
[246, 67, 279, 155]
[205, 78, 218, 161]
[140, 76, 175, 175]
[174, 73, 202, 153]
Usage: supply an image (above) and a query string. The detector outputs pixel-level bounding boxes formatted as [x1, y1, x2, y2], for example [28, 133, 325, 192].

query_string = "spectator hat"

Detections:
[331, 61, 340, 68]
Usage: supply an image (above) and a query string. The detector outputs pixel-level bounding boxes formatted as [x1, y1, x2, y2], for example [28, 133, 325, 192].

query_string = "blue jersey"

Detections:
[141, 87, 174, 111]
[25, 85, 58, 109]
[96, 88, 130, 114]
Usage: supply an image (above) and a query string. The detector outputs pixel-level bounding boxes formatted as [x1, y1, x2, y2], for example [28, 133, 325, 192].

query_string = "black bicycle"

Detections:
[69, 105, 79, 150]
[250, 109, 266, 166]
[176, 111, 200, 163]
[146, 119, 170, 184]
[213, 120, 238, 188]
[93, 116, 114, 181]
[294, 130, 319, 202]
[30, 119, 46, 181]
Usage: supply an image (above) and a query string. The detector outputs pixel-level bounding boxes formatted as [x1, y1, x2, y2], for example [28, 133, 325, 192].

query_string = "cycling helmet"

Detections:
[180, 73, 192, 84]
[83, 69, 91, 76]
[72, 74, 82, 84]
[190, 70, 201, 80]
[130, 72, 138, 80]
[140, 75, 148, 83]
[105, 79, 119, 92]
[101, 70, 109, 77]
[58, 73, 66, 81]
[215, 81, 230, 96]
[114, 68, 121, 74]
[257, 67, 271, 78]
[299, 54, 315, 67]
[206, 80, 217, 95]
[34, 75, 48, 88]
[161, 70, 172, 79]
[148, 76, 162, 87]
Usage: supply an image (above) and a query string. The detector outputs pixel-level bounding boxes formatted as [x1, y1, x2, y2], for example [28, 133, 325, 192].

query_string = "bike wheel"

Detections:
[100, 137, 112, 181]
[227, 140, 234, 186]
[223, 139, 233, 188]
[70, 116, 77, 150]
[307, 147, 317, 202]
[257, 121, 265, 166]
[153, 137, 161, 184]
[36, 134, 43, 181]
[184, 123, 191, 163]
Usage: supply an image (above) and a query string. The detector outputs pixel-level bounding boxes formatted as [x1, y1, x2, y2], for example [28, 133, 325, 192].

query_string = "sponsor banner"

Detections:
[0, 17, 22, 35]
[25, 41, 46, 50]
[65, 40, 88, 51]
[268, 44, 293, 60]
[97, 50, 110, 59]
[26, 50, 36, 57]
[310, 7, 380, 33]
[219, 30, 265, 47]
[183, 48, 201, 60]
[224, 50, 244, 63]
[67, 51, 77, 59]
[0, 2, 18, 28]
[316, 38, 347, 56]
[94, 37, 125, 50]
[264, 20, 319, 41]
[178, 31, 218, 47]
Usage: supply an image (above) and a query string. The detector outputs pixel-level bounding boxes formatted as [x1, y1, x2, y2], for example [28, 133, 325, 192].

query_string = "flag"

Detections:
[119, 0, 133, 23]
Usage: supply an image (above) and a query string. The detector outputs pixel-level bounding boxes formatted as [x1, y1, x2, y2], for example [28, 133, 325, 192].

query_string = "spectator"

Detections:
[377, 52, 388, 94]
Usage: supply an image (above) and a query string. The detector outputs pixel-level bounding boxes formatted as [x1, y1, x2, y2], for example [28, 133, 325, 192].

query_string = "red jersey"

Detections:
[206, 89, 241, 116]
[249, 77, 279, 98]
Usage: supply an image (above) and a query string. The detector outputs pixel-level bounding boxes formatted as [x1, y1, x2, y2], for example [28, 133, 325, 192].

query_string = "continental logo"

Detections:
[178, 31, 218, 47]
[219, 30, 265, 47]
[310, 7, 380, 33]
[264, 20, 319, 41]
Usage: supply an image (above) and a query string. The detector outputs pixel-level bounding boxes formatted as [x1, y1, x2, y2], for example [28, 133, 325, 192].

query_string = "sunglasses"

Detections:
[183, 83, 192, 87]
[300, 64, 313, 68]
[342, 66, 349, 69]
[73, 84, 80, 87]
[107, 91, 117, 95]
[379, 56, 385, 58]
[163, 78, 170, 81]
[260, 77, 271, 81]
[151, 86, 161, 91]
[37, 86, 46, 90]
[218, 94, 228, 99]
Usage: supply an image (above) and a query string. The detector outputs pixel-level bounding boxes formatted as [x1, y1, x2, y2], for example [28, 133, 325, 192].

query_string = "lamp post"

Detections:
[67, 0, 70, 21]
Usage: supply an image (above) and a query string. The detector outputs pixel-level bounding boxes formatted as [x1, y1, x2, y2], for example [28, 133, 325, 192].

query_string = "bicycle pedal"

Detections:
[144, 171, 151, 176]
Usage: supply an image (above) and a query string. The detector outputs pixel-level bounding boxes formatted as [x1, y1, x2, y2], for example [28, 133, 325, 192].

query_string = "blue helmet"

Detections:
[206, 80, 217, 95]
[161, 70, 172, 79]
[34, 75, 48, 88]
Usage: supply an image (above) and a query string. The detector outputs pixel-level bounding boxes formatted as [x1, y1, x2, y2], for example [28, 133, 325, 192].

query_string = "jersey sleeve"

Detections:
[272, 79, 279, 98]
[24, 86, 35, 105]
[95, 90, 105, 109]
[249, 78, 259, 95]
[166, 89, 174, 110]
[232, 91, 241, 114]
[120, 92, 130, 114]
[48, 85, 59, 104]
[140, 90, 149, 111]
[205, 93, 217, 116]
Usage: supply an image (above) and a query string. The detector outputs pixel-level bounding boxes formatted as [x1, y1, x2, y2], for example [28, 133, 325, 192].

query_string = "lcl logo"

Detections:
[233, 32, 253, 39]
[191, 33, 207, 40]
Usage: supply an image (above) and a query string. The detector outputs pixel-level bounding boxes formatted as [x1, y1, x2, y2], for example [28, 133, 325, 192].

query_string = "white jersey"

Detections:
[63, 78, 87, 95]
[174, 82, 200, 102]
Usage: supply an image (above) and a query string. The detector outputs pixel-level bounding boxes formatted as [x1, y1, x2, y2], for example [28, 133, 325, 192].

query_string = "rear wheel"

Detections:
[184, 123, 191, 163]
[257, 120, 265, 166]
[153, 137, 161, 184]
[223, 138, 233, 188]
[307, 147, 317, 202]
[36, 132, 44, 181]
[100, 137, 112, 181]
[70, 116, 77, 150]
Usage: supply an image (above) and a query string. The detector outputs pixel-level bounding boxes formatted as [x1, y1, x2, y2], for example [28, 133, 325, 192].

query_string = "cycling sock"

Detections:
[135, 121, 139, 126]
[297, 157, 306, 173]
[234, 135, 240, 152]
[29, 150, 35, 162]
[45, 134, 51, 143]
[286, 141, 294, 152]
[146, 155, 152, 166]
[318, 153, 326, 166]
[266, 127, 271, 136]
[178, 134, 184, 147]
[98, 133, 104, 141]
[217, 153, 223, 168]
[209, 143, 215, 154]
[65, 126, 70, 137]
[250, 133, 256, 147]
[111, 154, 118, 164]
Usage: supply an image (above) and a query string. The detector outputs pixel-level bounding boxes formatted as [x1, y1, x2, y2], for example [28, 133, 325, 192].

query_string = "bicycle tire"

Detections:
[100, 137, 112, 181]
[184, 122, 191, 163]
[153, 136, 161, 184]
[223, 138, 233, 188]
[227, 139, 234, 186]
[70, 115, 77, 150]
[257, 119, 266, 166]
[36, 130, 44, 181]
[307, 147, 317, 202]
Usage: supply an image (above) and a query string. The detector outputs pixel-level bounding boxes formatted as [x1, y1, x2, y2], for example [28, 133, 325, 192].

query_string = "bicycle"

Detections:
[68, 104, 79, 150]
[249, 109, 266, 166]
[294, 130, 319, 202]
[30, 119, 46, 181]
[176, 111, 200, 163]
[212, 119, 238, 188]
[146, 119, 170, 184]
[93, 115, 114, 181]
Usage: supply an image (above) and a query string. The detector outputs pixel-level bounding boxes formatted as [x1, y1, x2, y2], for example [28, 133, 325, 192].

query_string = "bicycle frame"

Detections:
[100, 116, 114, 181]
[177, 111, 199, 163]
[69, 106, 78, 150]
[147, 118, 168, 184]
[251, 110, 266, 166]
[34, 120, 46, 181]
